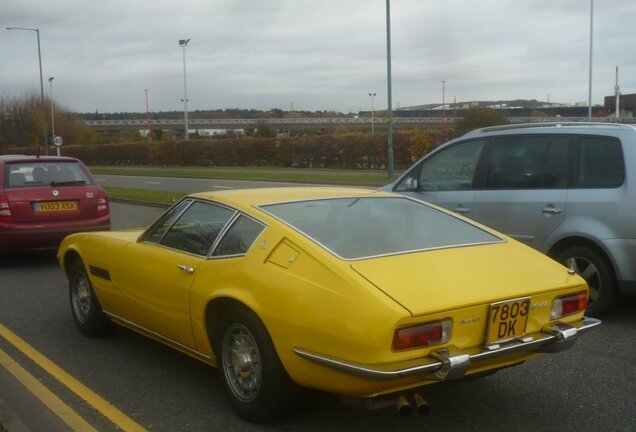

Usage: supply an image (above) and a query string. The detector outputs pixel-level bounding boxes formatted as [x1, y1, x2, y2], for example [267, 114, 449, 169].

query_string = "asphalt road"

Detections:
[93, 174, 333, 193]
[1, 202, 636, 431]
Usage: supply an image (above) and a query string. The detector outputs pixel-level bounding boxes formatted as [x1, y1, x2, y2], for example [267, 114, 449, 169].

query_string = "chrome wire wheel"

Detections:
[565, 256, 601, 303]
[71, 271, 92, 324]
[222, 323, 262, 403]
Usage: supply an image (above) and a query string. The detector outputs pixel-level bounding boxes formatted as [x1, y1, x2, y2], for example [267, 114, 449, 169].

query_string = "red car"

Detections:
[0, 155, 110, 250]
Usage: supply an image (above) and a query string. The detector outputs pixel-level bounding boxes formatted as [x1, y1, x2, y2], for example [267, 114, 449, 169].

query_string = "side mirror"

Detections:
[395, 176, 419, 192]
[405, 177, 418, 190]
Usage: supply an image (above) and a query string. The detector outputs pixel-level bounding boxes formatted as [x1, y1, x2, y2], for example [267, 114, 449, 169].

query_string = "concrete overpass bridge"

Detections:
[84, 117, 444, 132]
[82, 116, 636, 133]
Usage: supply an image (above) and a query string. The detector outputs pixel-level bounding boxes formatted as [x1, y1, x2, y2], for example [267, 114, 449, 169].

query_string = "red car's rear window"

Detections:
[5, 161, 93, 188]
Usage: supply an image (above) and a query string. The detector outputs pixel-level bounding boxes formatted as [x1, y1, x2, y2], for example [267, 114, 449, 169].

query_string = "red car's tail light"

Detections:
[0, 194, 12, 222]
[550, 292, 588, 320]
[96, 192, 109, 217]
[392, 319, 451, 351]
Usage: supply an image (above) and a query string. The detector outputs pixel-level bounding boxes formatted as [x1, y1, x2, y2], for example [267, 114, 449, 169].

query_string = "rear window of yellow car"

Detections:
[260, 197, 502, 260]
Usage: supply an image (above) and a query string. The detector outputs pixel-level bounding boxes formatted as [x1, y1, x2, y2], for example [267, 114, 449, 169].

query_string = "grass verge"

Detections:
[91, 166, 393, 186]
[104, 187, 186, 205]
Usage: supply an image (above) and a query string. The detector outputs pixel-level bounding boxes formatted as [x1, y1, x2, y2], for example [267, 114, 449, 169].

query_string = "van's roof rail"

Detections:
[464, 122, 636, 137]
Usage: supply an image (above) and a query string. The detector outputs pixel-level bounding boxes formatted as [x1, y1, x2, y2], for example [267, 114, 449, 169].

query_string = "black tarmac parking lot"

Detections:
[0, 201, 635, 432]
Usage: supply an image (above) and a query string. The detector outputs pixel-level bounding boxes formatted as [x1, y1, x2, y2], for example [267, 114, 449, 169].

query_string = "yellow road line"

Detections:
[0, 347, 98, 432]
[0, 323, 147, 432]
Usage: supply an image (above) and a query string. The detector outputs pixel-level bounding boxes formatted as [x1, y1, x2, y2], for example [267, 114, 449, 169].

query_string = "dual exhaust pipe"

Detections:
[342, 391, 431, 416]
[396, 393, 431, 416]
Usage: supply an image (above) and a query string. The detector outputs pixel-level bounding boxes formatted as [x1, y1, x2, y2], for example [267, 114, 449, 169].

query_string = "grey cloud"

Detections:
[1, 0, 633, 113]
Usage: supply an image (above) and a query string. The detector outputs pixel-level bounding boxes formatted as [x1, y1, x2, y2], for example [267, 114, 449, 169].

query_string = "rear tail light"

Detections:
[0, 194, 12, 222]
[96, 192, 109, 217]
[550, 292, 588, 320]
[392, 319, 452, 351]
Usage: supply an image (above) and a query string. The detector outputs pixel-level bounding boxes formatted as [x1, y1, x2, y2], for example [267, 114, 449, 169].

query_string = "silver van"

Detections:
[385, 123, 636, 316]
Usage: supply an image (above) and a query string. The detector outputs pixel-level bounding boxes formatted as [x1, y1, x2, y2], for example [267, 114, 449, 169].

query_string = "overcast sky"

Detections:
[1, 0, 634, 114]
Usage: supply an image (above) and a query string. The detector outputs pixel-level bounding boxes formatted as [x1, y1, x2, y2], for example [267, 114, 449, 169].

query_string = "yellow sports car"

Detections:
[57, 187, 600, 423]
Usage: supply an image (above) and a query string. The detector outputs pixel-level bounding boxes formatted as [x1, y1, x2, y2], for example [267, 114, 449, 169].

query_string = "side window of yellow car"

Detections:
[144, 200, 236, 256]
[212, 215, 266, 257]
[144, 200, 192, 244]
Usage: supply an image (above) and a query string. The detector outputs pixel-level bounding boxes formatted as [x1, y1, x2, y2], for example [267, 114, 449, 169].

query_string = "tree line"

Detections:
[1, 92, 509, 166]
[0, 93, 95, 149]
[75, 108, 353, 121]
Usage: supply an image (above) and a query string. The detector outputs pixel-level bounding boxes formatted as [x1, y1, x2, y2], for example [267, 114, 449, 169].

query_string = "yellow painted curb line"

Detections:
[0, 323, 147, 432]
[0, 347, 98, 432]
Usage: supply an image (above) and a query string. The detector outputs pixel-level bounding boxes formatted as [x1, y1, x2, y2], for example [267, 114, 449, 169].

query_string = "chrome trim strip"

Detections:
[151, 199, 193, 244]
[207, 211, 240, 256]
[293, 317, 601, 381]
[331, 240, 505, 262]
[207, 213, 267, 259]
[139, 197, 267, 260]
[103, 311, 211, 360]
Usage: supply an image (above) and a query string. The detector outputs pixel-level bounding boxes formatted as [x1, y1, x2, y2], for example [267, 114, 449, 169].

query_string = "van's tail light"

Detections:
[96, 192, 109, 217]
[550, 292, 588, 319]
[0, 194, 12, 222]
[392, 319, 452, 351]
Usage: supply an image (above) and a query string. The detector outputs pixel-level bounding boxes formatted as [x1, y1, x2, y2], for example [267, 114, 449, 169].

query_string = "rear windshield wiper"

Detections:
[50, 180, 87, 186]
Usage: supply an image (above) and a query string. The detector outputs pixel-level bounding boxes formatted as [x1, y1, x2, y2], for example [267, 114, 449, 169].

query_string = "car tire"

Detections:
[215, 306, 301, 423]
[68, 259, 110, 337]
[555, 246, 617, 317]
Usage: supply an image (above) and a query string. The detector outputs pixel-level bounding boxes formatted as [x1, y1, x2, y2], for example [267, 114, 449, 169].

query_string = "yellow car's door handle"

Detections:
[177, 264, 195, 274]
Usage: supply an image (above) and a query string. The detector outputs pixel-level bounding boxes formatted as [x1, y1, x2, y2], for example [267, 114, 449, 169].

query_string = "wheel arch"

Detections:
[204, 297, 263, 357]
[548, 236, 617, 283]
[62, 248, 83, 278]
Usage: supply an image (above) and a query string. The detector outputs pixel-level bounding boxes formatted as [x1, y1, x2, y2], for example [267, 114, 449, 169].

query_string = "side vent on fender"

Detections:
[89, 265, 111, 281]
[266, 240, 300, 269]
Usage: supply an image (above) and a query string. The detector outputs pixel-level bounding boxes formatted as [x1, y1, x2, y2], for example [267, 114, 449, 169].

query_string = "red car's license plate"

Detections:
[36, 201, 78, 212]
[486, 297, 530, 344]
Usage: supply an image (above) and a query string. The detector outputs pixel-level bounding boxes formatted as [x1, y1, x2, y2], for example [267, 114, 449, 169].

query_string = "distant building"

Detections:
[359, 97, 635, 119]
[604, 93, 636, 117]
[384, 103, 602, 119]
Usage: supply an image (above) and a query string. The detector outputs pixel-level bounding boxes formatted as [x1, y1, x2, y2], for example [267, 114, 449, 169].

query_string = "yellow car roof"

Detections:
[190, 186, 386, 210]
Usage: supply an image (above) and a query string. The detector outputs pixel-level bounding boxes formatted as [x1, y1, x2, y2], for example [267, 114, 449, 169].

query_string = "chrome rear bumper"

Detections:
[293, 317, 600, 381]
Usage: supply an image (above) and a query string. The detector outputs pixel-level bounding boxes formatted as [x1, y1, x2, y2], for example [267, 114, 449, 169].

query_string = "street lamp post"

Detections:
[145, 89, 150, 142]
[48, 77, 59, 156]
[179, 38, 190, 141]
[442, 80, 446, 132]
[385, 0, 394, 179]
[588, 0, 594, 121]
[368, 92, 377, 138]
[48, 76, 55, 139]
[7, 26, 49, 155]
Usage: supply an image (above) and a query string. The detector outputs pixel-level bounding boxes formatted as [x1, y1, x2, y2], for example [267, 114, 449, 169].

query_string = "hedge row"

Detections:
[10, 132, 440, 169]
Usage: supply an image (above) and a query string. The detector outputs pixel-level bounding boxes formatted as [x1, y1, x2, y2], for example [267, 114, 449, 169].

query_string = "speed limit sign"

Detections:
[53, 135, 64, 147]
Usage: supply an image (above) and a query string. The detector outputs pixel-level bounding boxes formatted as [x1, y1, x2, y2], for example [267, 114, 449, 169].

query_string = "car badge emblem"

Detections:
[259, 240, 268, 250]
[86, 192, 94, 198]
[530, 301, 549, 311]
[52, 190, 59, 197]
